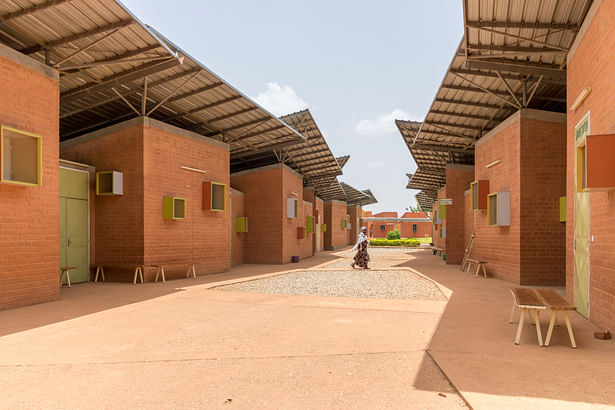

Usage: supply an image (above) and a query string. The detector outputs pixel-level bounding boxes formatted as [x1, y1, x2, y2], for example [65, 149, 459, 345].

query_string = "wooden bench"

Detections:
[510, 288, 546, 346]
[92, 263, 196, 284]
[432, 247, 444, 256]
[153, 263, 197, 282]
[465, 259, 488, 278]
[534, 288, 577, 348]
[92, 264, 105, 283]
[91, 264, 144, 285]
[60, 266, 76, 288]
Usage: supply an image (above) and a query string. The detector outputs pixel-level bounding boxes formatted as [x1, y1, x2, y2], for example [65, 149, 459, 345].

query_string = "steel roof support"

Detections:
[21, 19, 134, 54]
[60, 68, 202, 118]
[450, 72, 520, 109]
[468, 26, 569, 51]
[111, 87, 140, 116]
[145, 71, 199, 116]
[495, 71, 522, 108]
[464, 59, 566, 82]
[465, 21, 579, 31]
[0, 0, 71, 23]
[53, 28, 122, 67]
[61, 58, 182, 105]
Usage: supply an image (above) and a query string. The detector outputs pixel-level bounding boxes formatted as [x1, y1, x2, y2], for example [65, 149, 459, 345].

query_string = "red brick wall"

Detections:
[348, 205, 361, 244]
[61, 122, 145, 280]
[230, 189, 245, 267]
[567, 0, 615, 330]
[143, 123, 230, 280]
[231, 166, 283, 264]
[433, 188, 447, 249]
[62, 118, 231, 281]
[519, 118, 566, 285]
[400, 221, 432, 238]
[324, 200, 348, 249]
[231, 164, 310, 264]
[444, 166, 475, 264]
[281, 167, 311, 263]
[474, 110, 566, 284]
[464, 190, 473, 258]
[315, 197, 324, 252]
[0, 48, 60, 310]
[474, 116, 521, 283]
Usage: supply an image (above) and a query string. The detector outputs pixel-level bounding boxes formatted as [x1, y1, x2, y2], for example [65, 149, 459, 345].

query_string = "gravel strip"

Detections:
[217, 270, 446, 301]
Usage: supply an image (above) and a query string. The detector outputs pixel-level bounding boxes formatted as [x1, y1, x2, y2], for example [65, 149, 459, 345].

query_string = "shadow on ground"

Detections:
[0, 251, 342, 337]
[400, 250, 615, 408]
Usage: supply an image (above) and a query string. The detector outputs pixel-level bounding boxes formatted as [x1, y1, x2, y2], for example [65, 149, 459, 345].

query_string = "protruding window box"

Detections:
[163, 197, 186, 220]
[306, 216, 314, 234]
[286, 198, 298, 218]
[341, 218, 347, 230]
[560, 196, 566, 223]
[1, 126, 42, 186]
[470, 180, 489, 210]
[297, 226, 306, 239]
[438, 200, 447, 219]
[582, 134, 615, 191]
[203, 181, 226, 211]
[236, 217, 248, 232]
[487, 192, 510, 227]
[321, 224, 327, 232]
[96, 171, 123, 195]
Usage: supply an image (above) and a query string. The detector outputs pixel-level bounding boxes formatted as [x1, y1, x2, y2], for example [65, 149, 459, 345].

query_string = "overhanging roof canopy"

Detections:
[341, 182, 377, 206]
[0, 0, 304, 155]
[398, 0, 593, 208]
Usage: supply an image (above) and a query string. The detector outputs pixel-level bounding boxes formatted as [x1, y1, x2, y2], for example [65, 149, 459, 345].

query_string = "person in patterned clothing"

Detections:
[351, 227, 370, 269]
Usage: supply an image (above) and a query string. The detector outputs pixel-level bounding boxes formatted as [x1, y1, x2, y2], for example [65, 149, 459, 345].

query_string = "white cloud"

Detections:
[253, 82, 309, 116]
[367, 160, 385, 170]
[355, 109, 423, 137]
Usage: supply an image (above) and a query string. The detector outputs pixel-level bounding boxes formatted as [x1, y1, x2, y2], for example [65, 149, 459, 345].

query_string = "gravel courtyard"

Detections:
[217, 269, 446, 301]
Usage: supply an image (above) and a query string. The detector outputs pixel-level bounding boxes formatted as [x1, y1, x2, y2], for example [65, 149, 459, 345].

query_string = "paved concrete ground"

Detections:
[400, 251, 615, 409]
[0, 250, 464, 409]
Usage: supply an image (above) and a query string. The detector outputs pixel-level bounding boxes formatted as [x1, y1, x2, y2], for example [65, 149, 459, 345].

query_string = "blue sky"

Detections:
[121, 0, 464, 213]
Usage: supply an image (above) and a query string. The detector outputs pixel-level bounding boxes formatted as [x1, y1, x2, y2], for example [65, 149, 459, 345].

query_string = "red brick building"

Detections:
[472, 110, 566, 284]
[231, 164, 313, 264]
[361, 211, 432, 239]
[61, 117, 232, 282]
[0, 43, 60, 310]
[565, 0, 615, 327]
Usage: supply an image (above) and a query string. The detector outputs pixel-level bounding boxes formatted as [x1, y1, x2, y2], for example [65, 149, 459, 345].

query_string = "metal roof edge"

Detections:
[140, 23, 306, 145]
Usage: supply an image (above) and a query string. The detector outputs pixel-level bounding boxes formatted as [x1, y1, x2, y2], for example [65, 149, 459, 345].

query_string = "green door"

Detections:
[574, 114, 590, 318]
[60, 168, 89, 284]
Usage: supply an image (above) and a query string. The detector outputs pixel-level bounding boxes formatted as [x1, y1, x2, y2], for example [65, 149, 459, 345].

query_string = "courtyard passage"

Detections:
[0, 249, 464, 409]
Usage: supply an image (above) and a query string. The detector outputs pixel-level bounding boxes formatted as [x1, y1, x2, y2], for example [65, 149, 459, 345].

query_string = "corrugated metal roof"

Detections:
[340, 182, 377, 206]
[398, 0, 593, 206]
[0, 0, 305, 155]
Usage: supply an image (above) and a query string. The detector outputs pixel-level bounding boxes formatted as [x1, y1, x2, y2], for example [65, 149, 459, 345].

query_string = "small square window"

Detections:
[380, 225, 385, 231]
[1, 126, 41, 186]
[163, 196, 186, 220]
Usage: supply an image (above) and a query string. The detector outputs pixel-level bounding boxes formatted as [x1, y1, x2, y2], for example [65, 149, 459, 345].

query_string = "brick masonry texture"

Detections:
[61, 120, 231, 282]
[230, 189, 245, 267]
[231, 164, 312, 264]
[567, 0, 615, 330]
[324, 200, 348, 250]
[474, 111, 566, 285]
[444, 167, 474, 264]
[0, 53, 60, 310]
[433, 188, 447, 250]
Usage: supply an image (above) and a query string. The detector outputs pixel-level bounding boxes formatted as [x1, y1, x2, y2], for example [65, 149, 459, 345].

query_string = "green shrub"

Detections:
[369, 238, 420, 247]
[387, 229, 401, 240]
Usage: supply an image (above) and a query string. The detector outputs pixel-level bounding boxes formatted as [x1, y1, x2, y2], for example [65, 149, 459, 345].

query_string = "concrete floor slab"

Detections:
[0, 249, 464, 409]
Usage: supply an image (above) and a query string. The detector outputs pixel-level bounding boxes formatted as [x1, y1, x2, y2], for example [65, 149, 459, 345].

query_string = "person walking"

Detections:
[351, 227, 370, 269]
